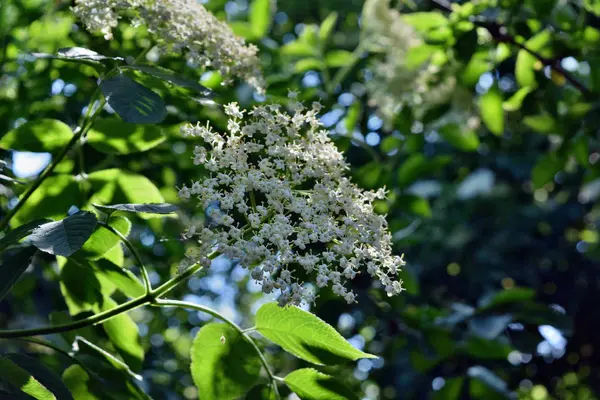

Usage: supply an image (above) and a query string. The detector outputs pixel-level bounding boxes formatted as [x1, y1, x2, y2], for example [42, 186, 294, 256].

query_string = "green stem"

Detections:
[98, 221, 152, 295]
[0, 261, 206, 339]
[153, 299, 281, 399]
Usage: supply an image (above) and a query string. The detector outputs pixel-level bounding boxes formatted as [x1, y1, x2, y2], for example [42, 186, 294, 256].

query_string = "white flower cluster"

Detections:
[361, 0, 460, 128]
[73, 0, 264, 92]
[178, 95, 405, 306]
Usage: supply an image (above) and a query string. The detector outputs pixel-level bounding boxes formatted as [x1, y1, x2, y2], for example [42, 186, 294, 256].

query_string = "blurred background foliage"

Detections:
[1, 0, 600, 399]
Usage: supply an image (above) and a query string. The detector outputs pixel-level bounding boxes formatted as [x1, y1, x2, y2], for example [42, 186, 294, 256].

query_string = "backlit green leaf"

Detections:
[284, 369, 358, 400]
[191, 323, 261, 400]
[0, 356, 56, 400]
[255, 302, 376, 365]
[0, 119, 72, 153]
[479, 85, 504, 135]
[439, 124, 480, 151]
[11, 174, 83, 228]
[87, 119, 166, 154]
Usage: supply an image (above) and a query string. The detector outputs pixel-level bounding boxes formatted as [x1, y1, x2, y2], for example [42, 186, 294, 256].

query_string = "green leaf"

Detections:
[479, 85, 504, 135]
[93, 203, 177, 215]
[190, 323, 261, 400]
[3, 354, 73, 400]
[62, 365, 101, 400]
[29, 211, 97, 257]
[281, 41, 317, 57]
[397, 154, 427, 187]
[255, 302, 376, 365]
[0, 119, 72, 153]
[102, 243, 125, 267]
[12, 174, 83, 228]
[74, 216, 131, 260]
[401, 12, 447, 33]
[572, 136, 589, 167]
[319, 12, 338, 44]
[100, 74, 167, 124]
[0, 357, 56, 400]
[0, 218, 52, 251]
[344, 101, 361, 133]
[101, 297, 144, 372]
[249, 0, 272, 38]
[396, 195, 432, 218]
[439, 124, 480, 151]
[515, 50, 538, 88]
[325, 50, 355, 68]
[380, 136, 401, 153]
[461, 51, 493, 87]
[523, 114, 556, 134]
[71, 337, 148, 399]
[0, 247, 35, 302]
[59, 258, 105, 314]
[515, 30, 551, 88]
[88, 169, 165, 215]
[294, 58, 325, 73]
[503, 87, 532, 112]
[93, 259, 145, 298]
[531, 153, 564, 189]
[121, 65, 213, 97]
[283, 369, 358, 400]
[585, 0, 600, 16]
[87, 119, 166, 154]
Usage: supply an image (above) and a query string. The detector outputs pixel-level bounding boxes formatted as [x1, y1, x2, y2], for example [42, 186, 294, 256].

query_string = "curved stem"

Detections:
[153, 299, 281, 399]
[0, 262, 206, 339]
[98, 221, 152, 294]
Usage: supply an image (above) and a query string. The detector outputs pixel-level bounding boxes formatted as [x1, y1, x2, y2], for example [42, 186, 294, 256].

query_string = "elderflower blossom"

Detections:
[178, 95, 405, 306]
[73, 0, 264, 92]
[361, 0, 464, 128]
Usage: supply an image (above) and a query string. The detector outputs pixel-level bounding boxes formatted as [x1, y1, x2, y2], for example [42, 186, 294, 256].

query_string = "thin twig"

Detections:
[430, 0, 593, 96]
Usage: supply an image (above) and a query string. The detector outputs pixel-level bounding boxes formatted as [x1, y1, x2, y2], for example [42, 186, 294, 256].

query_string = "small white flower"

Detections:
[180, 101, 404, 306]
[73, 0, 265, 92]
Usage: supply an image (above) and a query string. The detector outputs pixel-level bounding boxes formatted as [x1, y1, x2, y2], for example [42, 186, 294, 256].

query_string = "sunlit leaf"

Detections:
[284, 369, 358, 400]
[249, 0, 273, 38]
[0, 119, 72, 153]
[479, 85, 504, 135]
[319, 12, 338, 44]
[255, 302, 376, 365]
[439, 124, 480, 151]
[191, 323, 261, 400]
[87, 119, 166, 154]
[0, 356, 57, 400]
